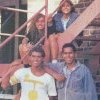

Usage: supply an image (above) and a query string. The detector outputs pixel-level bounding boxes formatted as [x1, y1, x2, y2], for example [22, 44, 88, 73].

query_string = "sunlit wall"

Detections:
[27, 0, 80, 19]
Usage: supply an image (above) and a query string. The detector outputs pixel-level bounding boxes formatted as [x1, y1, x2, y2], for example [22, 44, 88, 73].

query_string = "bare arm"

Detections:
[1, 71, 11, 89]
[1, 60, 23, 89]
[44, 66, 65, 81]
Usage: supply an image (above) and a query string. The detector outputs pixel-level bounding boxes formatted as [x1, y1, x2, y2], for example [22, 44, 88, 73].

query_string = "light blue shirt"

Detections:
[61, 18, 69, 31]
[49, 61, 98, 100]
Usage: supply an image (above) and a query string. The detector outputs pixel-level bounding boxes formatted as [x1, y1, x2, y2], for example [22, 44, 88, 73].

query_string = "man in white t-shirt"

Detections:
[10, 46, 57, 100]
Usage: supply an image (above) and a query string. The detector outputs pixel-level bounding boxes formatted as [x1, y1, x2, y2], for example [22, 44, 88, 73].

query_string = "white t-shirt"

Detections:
[61, 18, 69, 31]
[10, 68, 57, 100]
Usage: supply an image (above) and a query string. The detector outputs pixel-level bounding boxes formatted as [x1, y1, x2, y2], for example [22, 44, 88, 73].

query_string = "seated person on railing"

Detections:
[19, 13, 51, 62]
[48, 0, 83, 63]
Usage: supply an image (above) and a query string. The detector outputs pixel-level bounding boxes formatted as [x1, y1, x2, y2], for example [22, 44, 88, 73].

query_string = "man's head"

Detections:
[62, 43, 76, 65]
[29, 46, 45, 67]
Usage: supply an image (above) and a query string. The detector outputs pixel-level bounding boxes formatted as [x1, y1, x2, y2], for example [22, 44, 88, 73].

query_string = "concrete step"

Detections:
[96, 87, 100, 93]
[97, 93, 100, 100]
[95, 75, 100, 81]
[95, 80, 100, 100]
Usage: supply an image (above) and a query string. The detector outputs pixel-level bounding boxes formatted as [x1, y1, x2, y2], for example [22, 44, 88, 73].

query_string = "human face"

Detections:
[62, 47, 76, 65]
[35, 17, 45, 30]
[61, 2, 72, 14]
[30, 51, 43, 68]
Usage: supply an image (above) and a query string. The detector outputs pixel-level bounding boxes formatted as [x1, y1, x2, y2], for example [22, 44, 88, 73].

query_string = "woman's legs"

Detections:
[19, 43, 30, 65]
[49, 34, 59, 62]
[42, 39, 51, 62]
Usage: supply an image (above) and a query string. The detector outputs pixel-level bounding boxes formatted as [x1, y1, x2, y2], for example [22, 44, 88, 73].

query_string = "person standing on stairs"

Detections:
[46, 43, 98, 100]
[7, 47, 57, 100]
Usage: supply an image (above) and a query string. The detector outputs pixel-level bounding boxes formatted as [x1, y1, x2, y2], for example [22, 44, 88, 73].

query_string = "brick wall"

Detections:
[74, 0, 100, 76]
[75, 0, 100, 36]
[0, 0, 16, 6]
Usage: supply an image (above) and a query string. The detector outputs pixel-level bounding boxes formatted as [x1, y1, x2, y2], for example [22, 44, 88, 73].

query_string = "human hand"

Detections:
[22, 37, 29, 44]
[47, 14, 53, 26]
[27, 42, 33, 50]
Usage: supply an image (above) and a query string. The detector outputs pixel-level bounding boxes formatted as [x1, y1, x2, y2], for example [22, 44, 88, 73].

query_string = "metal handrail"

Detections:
[0, 94, 15, 100]
[0, 0, 66, 49]
[0, 0, 68, 63]
[0, 5, 45, 49]
[0, 33, 25, 38]
[0, 6, 34, 14]
[21, 36, 45, 62]
[45, 0, 48, 39]
[0, 0, 65, 16]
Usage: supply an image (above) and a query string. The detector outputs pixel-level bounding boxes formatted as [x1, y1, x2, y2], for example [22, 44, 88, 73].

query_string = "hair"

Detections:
[62, 43, 76, 52]
[29, 46, 45, 57]
[58, 0, 75, 13]
[28, 13, 45, 33]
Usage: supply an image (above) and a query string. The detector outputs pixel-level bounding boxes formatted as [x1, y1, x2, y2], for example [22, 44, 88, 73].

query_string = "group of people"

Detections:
[0, 0, 98, 100]
[19, 0, 83, 63]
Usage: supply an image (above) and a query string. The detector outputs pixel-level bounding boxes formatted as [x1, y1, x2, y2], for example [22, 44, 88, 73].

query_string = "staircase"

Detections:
[74, 0, 100, 99]
[95, 75, 100, 100]
[0, 0, 100, 99]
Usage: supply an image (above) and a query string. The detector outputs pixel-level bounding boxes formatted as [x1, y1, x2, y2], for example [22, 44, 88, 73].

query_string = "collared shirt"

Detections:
[61, 17, 70, 31]
[49, 61, 98, 100]
[53, 12, 78, 33]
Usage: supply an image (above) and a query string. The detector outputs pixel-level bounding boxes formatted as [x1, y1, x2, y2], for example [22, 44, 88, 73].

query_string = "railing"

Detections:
[0, 0, 67, 63]
[0, 0, 100, 65]
[0, 0, 100, 99]
[58, 0, 100, 51]
[0, 6, 35, 14]
[0, 5, 45, 49]
[0, 1, 50, 67]
[0, 0, 66, 49]
[0, 33, 25, 38]
[0, 94, 15, 100]
[0, 1, 48, 99]
[1, 0, 99, 53]
[0, 0, 100, 64]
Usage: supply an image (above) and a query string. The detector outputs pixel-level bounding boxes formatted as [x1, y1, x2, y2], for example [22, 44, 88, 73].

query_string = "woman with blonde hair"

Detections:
[19, 13, 50, 63]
